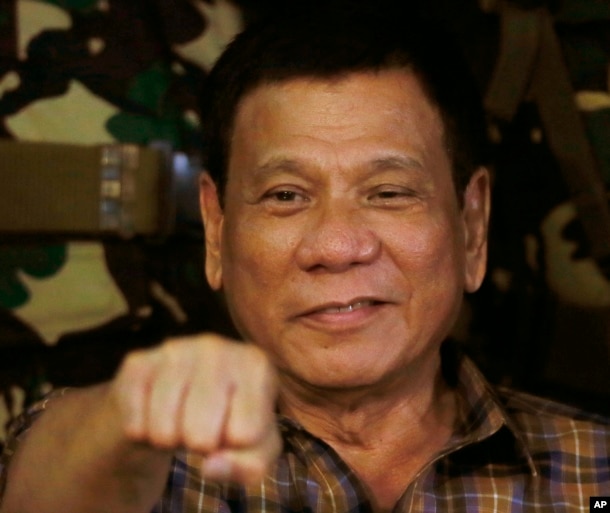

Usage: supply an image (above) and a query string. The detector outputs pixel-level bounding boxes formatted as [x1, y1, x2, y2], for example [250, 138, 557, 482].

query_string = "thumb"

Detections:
[201, 425, 282, 484]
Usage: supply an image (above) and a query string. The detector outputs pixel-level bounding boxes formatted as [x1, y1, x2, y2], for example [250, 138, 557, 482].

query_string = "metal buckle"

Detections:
[99, 144, 140, 238]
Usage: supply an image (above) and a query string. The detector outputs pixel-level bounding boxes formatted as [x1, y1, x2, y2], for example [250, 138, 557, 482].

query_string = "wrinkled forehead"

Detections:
[227, 69, 450, 172]
[222, 70, 458, 212]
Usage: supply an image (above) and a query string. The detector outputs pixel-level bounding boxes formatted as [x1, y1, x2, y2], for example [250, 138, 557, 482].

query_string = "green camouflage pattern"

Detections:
[0, 0, 243, 442]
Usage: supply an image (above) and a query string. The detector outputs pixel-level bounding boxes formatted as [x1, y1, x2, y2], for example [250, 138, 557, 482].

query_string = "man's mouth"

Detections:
[316, 300, 378, 315]
[294, 298, 389, 331]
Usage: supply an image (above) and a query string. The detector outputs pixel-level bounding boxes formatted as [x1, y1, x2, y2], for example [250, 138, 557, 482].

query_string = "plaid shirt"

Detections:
[2, 351, 609, 512]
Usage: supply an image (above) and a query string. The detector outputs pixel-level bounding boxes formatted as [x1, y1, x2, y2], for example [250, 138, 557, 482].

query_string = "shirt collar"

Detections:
[276, 342, 539, 478]
[449, 348, 539, 477]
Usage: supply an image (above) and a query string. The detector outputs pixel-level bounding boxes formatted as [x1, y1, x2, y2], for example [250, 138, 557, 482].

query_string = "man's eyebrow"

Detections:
[370, 154, 424, 171]
[251, 158, 304, 177]
[249, 154, 424, 179]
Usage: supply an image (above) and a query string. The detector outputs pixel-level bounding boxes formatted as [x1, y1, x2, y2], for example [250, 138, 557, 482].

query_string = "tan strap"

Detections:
[0, 140, 173, 238]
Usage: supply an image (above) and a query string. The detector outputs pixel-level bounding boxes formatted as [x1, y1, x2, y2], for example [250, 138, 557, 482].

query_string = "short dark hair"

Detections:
[200, 0, 489, 204]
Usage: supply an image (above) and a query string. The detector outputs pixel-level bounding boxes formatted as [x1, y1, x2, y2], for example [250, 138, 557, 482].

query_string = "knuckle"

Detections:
[226, 426, 261, 449]
[183, 425, 220, 454]
[247, 343, 271, 365]
[158, 340, 189, 369]
[148, 430, 179, 449]
[225, 409, 272, 448]
[118, 349, 148, 378]
[122, 422, 144, 442]
[240, 345, 277, 389]
[147, 418, 179, 449]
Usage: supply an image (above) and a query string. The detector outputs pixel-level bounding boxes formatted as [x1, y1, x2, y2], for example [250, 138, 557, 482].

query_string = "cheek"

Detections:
[392, 217, 466, 337]
[226, 215, 297, 268]
[220, 214, 299, 313]
[387, 214, 464, 278]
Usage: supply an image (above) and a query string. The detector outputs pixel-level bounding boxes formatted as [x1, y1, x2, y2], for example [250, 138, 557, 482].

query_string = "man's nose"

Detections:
[294, 201, 381, 273]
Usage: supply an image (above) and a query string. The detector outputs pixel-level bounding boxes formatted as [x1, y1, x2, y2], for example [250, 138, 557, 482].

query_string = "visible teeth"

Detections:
[322, 300, 372, 314]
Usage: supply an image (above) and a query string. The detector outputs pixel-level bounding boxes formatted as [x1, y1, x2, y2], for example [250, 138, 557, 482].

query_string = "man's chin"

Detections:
[280, 366, 395, 397]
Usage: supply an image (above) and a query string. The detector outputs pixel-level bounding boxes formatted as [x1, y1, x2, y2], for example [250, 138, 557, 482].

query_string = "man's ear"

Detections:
[199, 172, 224, 291]
[462, 167, 491, 293]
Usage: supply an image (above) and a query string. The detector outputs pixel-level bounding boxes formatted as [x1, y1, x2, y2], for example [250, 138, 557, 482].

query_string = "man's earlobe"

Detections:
[463, 167, 491, 293]
[199, 173, 224, 290]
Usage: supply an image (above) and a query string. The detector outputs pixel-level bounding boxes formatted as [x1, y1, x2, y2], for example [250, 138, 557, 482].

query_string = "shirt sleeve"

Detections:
[0, 388, 69, 503]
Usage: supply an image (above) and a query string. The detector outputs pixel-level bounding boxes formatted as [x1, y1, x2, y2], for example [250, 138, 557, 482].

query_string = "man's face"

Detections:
[201, 69, 489, 390]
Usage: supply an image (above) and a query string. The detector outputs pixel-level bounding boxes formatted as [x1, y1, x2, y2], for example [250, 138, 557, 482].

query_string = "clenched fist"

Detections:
[108, 333, 282, 484]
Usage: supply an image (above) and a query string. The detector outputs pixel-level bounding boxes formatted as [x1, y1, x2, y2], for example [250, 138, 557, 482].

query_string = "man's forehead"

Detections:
[230, 69, 443, 147]
[229, 69, 444, 158]
[223, 68, 452, 197]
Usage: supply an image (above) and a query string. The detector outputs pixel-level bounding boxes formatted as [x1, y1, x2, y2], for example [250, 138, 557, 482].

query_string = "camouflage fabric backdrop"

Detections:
[447, 0, 610, 413]
[0, 0, 243, 443]
[1, 0, 609, 445]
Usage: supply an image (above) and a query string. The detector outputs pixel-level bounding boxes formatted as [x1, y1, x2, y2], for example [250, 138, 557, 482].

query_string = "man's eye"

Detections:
[367, 186, 422, 208]
[375, 190, 404, 199]
[261, 188, 309, 207]
[260, 188, 309, 215]
[273, 191, 299, 201]
[369, 187, 414, 200]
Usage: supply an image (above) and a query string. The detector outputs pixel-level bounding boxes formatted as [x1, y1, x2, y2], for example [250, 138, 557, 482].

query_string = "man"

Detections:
[1, 2, 608, 512]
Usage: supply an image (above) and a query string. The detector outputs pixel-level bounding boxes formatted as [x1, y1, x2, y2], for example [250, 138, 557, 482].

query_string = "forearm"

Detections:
[0, 384, 172, 513]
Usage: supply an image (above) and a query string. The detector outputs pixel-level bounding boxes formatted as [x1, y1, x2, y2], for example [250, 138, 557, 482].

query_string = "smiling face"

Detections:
[200, 69, 489, 392]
